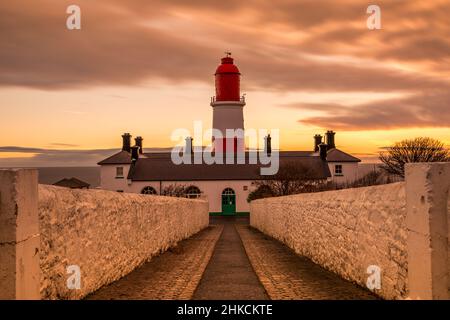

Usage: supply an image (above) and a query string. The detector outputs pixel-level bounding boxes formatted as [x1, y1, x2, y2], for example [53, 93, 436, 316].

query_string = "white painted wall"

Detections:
[100, 164, 130, 192]
[128, 181, 161, 195]
[328, 162, 359, 185]
[212, 104, 244, 133]
[131, 180, 255, 213]
[99, 164, 255, 213]
[100, 162, 365, 212]
[212, 103, 245, 152]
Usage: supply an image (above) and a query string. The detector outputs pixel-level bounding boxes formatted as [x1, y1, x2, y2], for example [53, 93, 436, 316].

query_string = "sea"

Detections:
[36, 167, 100, 188]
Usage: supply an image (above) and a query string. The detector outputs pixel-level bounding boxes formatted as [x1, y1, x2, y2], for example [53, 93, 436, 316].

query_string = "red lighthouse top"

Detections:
[214, 53, 241, 102]
[215, 56, 240, 75]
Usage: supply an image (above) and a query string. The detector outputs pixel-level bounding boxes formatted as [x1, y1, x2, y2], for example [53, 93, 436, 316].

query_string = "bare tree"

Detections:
[248, 161, 324, 201]
[162, 184, 187, 197]
[247, 184, 274, 202]
[379, 137, 449, 178]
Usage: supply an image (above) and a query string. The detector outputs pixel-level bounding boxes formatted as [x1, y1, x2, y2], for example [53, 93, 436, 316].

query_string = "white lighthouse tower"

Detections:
[210, 53, 246, 153]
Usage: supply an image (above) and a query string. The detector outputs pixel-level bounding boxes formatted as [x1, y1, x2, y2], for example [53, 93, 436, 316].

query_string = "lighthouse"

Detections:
[211, 53, 246, 153]
[98, 53, 362, 215]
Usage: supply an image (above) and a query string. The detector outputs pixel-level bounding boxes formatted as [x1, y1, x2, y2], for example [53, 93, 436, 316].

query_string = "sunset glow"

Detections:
[1, 0, 449, 166]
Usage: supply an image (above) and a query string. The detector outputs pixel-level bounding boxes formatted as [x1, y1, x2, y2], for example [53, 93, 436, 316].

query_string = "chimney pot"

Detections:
[314, 134, 322, 152]
[122, 133, 132, 152]
[135, 136, 143, 154]
[325, 130, 336, 150]
[185, 137, 193, 155]
[319, 143, 328, 161]
[131, 146, 139, 162]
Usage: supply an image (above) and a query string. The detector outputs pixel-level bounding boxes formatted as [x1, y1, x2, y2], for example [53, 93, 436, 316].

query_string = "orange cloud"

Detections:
[0, 0, 449, 132]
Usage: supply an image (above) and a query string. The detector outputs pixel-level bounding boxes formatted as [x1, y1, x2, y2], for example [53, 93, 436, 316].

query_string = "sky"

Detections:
[0, 0, 449, 166]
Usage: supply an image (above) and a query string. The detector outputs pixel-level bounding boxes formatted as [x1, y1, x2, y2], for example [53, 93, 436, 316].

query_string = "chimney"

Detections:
[185, 136, 193, 154]
[314, 134, 322, 152]
[325, 130, 336, 150]
[264, 134, 272, 156]
[319, 143, 328, 161]
[122, 133, 132, 152]
[135, 136, 143, 154]
[131, 146, 139, 162]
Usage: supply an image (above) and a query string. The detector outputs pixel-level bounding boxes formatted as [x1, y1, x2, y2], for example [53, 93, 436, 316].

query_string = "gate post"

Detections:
[0, 169, 40, 300]
[405, 163, 450, 300]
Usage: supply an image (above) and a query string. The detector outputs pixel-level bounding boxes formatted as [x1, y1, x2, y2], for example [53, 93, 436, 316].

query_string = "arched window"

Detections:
[222, 188, 235, 195]
[185, 185, 201, 199]
[141, 186, 157, 195]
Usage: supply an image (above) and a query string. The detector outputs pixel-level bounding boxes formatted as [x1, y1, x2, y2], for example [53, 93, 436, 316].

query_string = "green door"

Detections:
[221, 188, 236, 215]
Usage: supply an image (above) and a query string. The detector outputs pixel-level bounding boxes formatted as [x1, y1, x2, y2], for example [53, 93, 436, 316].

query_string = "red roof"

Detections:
[215, 57, 240, 75]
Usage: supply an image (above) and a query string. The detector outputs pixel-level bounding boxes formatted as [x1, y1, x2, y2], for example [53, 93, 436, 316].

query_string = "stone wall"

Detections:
[405, 163, 450, 299]
[250, 182, 408, 300]
[38, 185, 209, 299]
[0, 169, 40, 300]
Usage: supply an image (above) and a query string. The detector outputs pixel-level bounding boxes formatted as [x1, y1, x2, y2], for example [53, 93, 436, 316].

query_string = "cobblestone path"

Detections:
[86, 217, 379, 300]
[86, 225, 223, 300]
[192, 217, 269, 300]
[236, 224, 378, 300]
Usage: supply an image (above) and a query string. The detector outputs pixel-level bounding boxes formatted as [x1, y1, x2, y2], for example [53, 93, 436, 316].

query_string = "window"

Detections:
[116, 167, 124, 178]
[117, 190, 124, 193]
[334, 164, 343, 176]
[141, 186, 157, 195]
[222, 188, 235, 195]
[185, 186, 201, 199]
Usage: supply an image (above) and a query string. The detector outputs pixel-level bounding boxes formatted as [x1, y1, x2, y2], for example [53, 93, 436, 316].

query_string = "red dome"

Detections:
[214, 56, 241, 101]
[215, 57, 241, 75]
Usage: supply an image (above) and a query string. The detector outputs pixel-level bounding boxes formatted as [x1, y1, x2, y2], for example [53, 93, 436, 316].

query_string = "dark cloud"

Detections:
[1, 0, 449, 91]
[1, 0, 449, 130]
[241, 53, 447, 92]
[377, 36, 450, 61]
[0, 0, 218, 89]
[293, 90, 450, 130]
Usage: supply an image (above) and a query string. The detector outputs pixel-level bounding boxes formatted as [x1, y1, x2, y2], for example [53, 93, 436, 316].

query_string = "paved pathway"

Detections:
[237, 224, 378, 300]
[86, 225, 223, 300]
[192, 217, 269, 300]
[86, 216, 378, 300]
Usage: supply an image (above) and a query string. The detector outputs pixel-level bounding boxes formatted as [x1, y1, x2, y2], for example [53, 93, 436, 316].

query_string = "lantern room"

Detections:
[214, 53, 241, 102]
